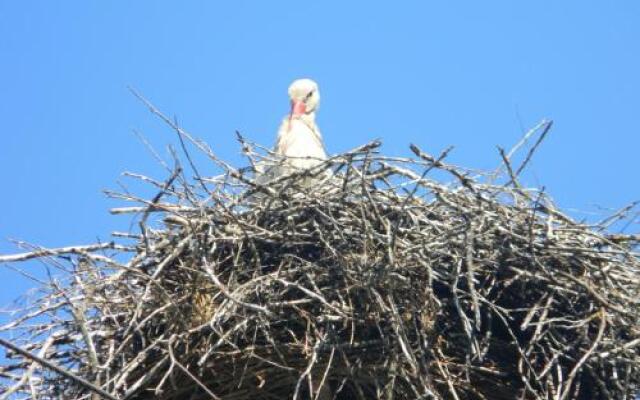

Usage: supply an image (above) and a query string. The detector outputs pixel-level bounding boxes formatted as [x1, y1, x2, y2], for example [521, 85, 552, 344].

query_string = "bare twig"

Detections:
[1, 121, 637, 400]
[0, 338, 119, 400]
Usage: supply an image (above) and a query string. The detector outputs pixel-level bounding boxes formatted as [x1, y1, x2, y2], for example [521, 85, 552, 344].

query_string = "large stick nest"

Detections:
[1, 116, 639, 400]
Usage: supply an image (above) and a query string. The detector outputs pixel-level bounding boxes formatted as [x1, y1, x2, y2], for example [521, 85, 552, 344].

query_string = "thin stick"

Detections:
[514, 120, 553, 177]
[0, 242, 120, 263]
[0, 337, 120, 400]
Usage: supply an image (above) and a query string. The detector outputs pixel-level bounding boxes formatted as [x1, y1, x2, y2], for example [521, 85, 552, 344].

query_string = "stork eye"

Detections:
[305, 91, 314, 101]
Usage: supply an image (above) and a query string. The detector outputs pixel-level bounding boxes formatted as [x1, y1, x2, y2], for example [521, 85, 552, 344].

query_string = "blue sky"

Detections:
[0, 2, 638, 315]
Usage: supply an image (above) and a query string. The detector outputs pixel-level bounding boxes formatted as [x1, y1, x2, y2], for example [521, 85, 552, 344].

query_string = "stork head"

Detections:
[288, 78, 320, 119]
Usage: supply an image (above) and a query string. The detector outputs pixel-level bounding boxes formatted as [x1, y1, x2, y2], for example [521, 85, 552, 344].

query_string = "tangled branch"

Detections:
[1, 110, 638, 399]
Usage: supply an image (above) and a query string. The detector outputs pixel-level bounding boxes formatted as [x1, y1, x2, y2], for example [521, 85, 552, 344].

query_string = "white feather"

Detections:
[255, 78, 329, 189]
[275, 118, 326, 171]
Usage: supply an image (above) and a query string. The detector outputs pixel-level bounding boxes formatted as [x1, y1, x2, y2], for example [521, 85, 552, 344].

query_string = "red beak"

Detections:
[289, 100, 306, 121]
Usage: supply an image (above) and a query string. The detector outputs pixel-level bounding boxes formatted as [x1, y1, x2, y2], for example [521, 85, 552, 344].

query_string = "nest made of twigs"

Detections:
[1, 116, 639, 400]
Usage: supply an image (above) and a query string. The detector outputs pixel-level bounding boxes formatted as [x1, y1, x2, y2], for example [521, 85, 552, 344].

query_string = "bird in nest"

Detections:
[274, 78, 327, 170]
[256, 78, 330, 188]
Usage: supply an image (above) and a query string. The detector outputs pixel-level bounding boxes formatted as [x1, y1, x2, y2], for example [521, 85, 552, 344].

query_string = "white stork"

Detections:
[254, 78, 329, 191]
[274, 78, 327, 173]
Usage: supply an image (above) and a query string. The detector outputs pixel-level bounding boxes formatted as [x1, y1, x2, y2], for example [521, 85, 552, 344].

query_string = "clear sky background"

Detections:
[0, 2, 638, 320]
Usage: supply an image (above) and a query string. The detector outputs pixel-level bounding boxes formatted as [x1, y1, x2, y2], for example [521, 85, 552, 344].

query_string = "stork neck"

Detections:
[299, 111, 316, 125]
[286, 111, 318, 134]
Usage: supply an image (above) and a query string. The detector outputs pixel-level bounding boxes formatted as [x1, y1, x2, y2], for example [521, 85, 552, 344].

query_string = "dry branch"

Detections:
[1, 114, 639, 399]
